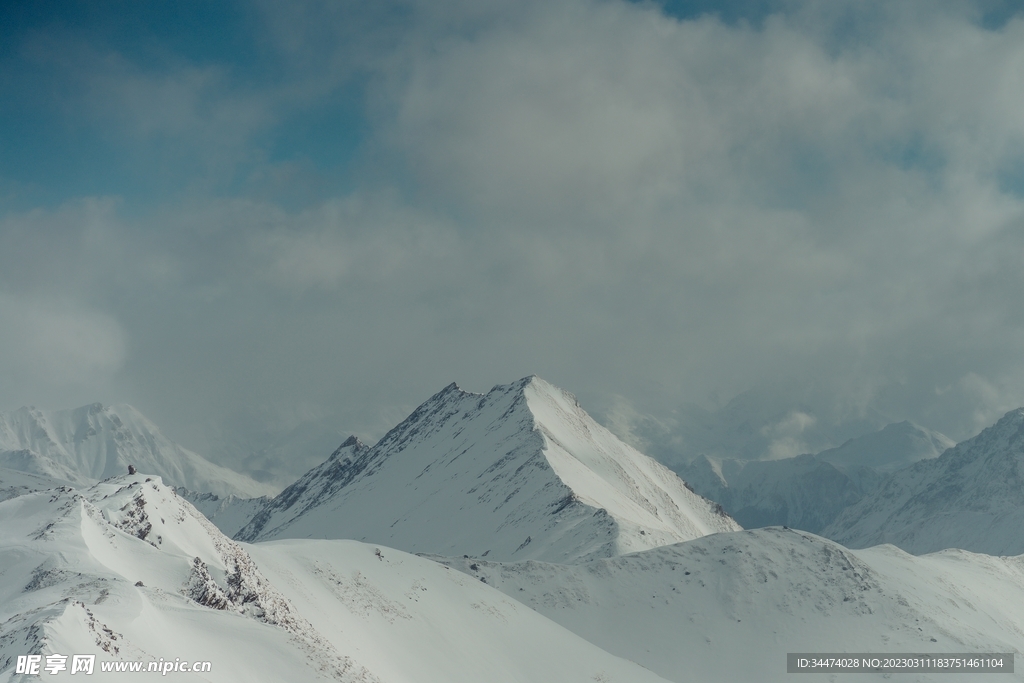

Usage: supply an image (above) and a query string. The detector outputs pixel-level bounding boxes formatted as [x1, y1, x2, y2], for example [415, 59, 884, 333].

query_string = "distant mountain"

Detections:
[0, 403, 275, 498]
[8, 392, 1024, 682]
[236, 376, 739, 562]
[677, 454, 877, 533]
[824, 408, 1024, 555]
[176, 488, 271, 538]
[631, 386, 890, 467]
[816, 420, 953, 473]
[236, 435, 371, 538]
[0, 464, 77, 503]
[201, 415, 352, 490]
[675, 421, 951, 533]
[0, 473, 667, 683]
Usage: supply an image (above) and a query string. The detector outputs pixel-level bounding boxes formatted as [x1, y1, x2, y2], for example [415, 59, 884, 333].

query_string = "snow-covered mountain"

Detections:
[816, 420, 954, 473]
[825, 407, 1024, 555]
[176, 488, 271, 538]
[674, 421, 951, 533]
[209, 417, 352, 491]
[6, 384, 1024, 682]
[0, 473, 669, 683]
[237, 376, 739, 562]
[7, 473, 1024, 682]
[435, 527, 1024, 683]
[677, 454, 877, 532]
[0, 465, 78, 503]
[0, 403, 275, 498]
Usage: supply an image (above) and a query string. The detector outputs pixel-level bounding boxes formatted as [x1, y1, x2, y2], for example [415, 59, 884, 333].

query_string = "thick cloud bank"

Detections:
[1, 0, 1023, 477]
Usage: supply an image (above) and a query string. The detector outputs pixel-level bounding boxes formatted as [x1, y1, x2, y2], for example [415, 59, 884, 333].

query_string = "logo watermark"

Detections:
[787, 653, 1013, 674]
[16, 654, 212, 676]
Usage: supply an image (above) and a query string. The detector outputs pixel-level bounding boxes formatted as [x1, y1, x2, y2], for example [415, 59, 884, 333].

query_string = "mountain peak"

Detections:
[503, 374, 562, 397]
[992, 406, 1024, 430]
[504, 374, 541, 390]
[337, 435, 364, 450]
[237, 377, 738, 561]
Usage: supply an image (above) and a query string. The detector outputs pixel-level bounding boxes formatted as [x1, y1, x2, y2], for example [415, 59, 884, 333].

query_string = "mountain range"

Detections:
[4, 471, 1024, 682]
[435, 527, 1024, 683]
[678, 453, 876, 532]
[825, 407, 1024, 555]
[675, 420, 953, 533]
[0, 403, 274, 499]
[4, 376, 1024, 682]
[816, 420, 954, 473]
[0, 473, 669, 683]
[631, 385, 893, 467]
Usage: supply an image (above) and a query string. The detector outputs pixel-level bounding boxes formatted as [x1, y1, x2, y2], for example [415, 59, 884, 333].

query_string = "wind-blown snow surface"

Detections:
[237, 376, 738, 562]
[0, 466, 78, 503]
[0, 474, 669, 683]
[0, 404, 274, 498]
[825, 407, 1024, 555]
[436, 528, 1024, 683]
[247, 541, 668, 683]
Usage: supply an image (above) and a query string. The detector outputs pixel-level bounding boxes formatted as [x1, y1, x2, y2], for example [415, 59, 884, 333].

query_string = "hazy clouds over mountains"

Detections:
[2, 1, 1024, 472]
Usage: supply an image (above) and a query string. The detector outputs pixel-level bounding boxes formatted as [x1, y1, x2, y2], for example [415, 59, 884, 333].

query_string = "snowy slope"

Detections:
[0, 474, 669, 683]
[237, 377, 738, 562]
[238, 435, 372, 541]
[247, 541, 669, 683]
[0, 475, 374, 682]
[435, 528, 1024, 683]
[824, 408, 1024, 555]
[0, 403, 275, 498]
[0, 465, 78, 503]
[0, 447, 84, 486]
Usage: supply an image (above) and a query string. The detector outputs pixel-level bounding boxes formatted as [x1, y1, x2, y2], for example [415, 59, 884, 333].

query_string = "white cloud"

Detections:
[957, 371, 1024, 435]
[0, 293, 126, 403]
[761, 411, 817, 459]
[5, 1, 1024, 473]
[252, 195, 461, 291]
[358, 0, 1024, 425]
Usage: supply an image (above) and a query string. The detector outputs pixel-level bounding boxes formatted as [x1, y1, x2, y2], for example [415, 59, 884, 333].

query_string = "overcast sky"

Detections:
[2, 0, 1024, 483]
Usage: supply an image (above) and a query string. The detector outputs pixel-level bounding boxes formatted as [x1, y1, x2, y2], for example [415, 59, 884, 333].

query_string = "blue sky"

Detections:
[18, 0, 1012, 210]
[1, 0, 362, 209]
[2, 0, 1024, 484]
